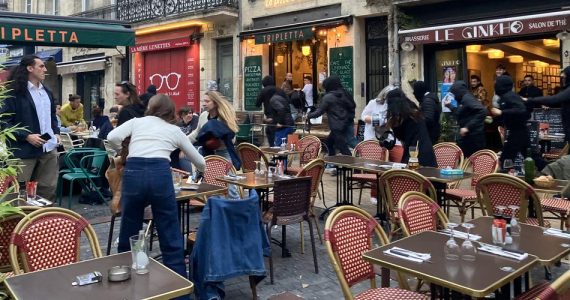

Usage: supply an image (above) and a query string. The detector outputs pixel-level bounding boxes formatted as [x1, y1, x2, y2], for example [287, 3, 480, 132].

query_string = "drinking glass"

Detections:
[172, 171, 182, 193]
[129, 234, 149, 274]
[409, 146, 418, 158]
[503, 159, 514, 174]
[461, 223, 477, 261]
[444, 222, 460, 260]
[508, 205, 521, 237]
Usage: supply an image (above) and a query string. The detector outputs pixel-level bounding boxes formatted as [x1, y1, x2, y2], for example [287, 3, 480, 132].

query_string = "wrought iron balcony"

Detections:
[117, 0, 238, 23]
[71, 5, 117, 20]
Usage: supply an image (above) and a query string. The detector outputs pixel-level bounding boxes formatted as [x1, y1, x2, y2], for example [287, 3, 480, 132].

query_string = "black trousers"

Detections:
[457, 133, 486, 158]
[327, 128, 351, 156]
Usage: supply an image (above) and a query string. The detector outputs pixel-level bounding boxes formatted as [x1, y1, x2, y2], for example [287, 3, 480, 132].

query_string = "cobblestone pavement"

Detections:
[73, 171, 569, 299]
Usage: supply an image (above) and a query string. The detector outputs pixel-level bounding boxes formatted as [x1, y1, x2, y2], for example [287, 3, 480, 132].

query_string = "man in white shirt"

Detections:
[302, 75, 314, 109]
[1, 55, 60, 200]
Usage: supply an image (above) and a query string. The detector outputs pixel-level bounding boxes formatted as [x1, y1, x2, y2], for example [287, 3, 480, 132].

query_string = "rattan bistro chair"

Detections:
[433, 142, 464, 171]
[295, 159, 326, 251]
[0, 206, 40, 275]
[348, 140, 389, 205]
[514, 269, 570, 299]
[204, 155, 242, 199]
[285, 135, 321, 175]
[324, 206, 427, 300]
[9, 207, 102, 274]
[263, 177, 317, 284]
[476, 173, 549, 227]
[379, 169, 437, 237]
[398, 191, 449, 237]
[236, 142, 270, 173]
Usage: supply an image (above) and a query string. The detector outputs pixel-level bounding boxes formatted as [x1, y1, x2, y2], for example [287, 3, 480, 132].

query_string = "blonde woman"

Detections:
[189, 91, 241, 198]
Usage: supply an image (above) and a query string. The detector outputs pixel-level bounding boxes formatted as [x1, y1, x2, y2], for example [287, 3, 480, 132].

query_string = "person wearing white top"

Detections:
[302, 76, 314, 108]
[107, 94, 205, 281]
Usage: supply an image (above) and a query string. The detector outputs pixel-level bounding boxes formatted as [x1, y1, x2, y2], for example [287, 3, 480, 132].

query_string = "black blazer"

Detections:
[0, 86, 60, 159]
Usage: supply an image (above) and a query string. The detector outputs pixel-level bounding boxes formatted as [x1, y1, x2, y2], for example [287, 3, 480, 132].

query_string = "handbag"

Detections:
[377, 129, 396, 150]
[106, 156, 123, 215]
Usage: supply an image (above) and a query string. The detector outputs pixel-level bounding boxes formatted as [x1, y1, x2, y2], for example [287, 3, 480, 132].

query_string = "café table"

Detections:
[415, 167, 473, 213]
[259, 147, 302, 172]
[216, 174, 294, 211]
[4, 252, 194, 300]
[363, 231, 538, 300]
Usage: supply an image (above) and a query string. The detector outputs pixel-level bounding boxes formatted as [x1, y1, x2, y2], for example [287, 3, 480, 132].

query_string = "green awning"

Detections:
[0, 15, 134, 48]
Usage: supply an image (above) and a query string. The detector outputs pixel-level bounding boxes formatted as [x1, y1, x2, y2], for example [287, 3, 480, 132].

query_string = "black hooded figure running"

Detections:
[449, 81, 487, 157]
[308, 76, 355, 156]
[256, 75, 278, 146]
[491, 75, 532, 166]
[413, 81, 441, 145]
[527, 66, 570, 144]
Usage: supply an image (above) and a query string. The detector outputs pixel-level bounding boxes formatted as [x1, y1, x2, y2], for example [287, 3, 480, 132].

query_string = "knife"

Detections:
[501, 247, 525, 255]
[390, 249, 432, 263]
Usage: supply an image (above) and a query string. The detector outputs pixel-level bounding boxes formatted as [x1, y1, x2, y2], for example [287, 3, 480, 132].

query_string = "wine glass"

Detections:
[508, 205, 521, 237]
[445, 223, 460, 260]
[461, 223, 477, 261]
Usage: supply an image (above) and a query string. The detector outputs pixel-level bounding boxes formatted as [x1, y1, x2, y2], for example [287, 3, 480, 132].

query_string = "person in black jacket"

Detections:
[114, 81, 146, 126]
[256, 75, 277, 146]
[519, 75, 543, 111]
[413, 81, 441, 145]
[449, 81, 487, 157]
[268, 88, 295, 146]
[308, 76, 355, 155]
[527, 66, 570, 144]
[492, 75, 532, 166]
[0, 55, 60, 200]
[386, 89, 437, 167]
[139, 85, 157, 108]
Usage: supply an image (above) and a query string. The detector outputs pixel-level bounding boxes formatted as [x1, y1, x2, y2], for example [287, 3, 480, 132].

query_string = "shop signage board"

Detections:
[130, 38, 191, 53]
[244, 56, 263, 111]
[533, 108, 565, 149]
[254, 27, 313, 44]
[330, 46, 354, 96]
[400, 10, 570, 45]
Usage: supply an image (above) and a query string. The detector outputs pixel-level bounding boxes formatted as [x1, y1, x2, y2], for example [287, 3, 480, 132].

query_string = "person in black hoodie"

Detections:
[139, 84, 157, 108]
[413, 81, 441, 145]
[268, 88, 295, 146]
[449, 81, 487, 157]
[114, 81, 146, 126]
[308, 76, 355, 155]
[256, 75, 278, 146]
[386, 89, 437, 167]
[527, 66, 570, 144]
[492, 75, 532, 166]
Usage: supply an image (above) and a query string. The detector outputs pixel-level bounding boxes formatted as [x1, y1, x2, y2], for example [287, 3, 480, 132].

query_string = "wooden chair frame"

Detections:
[295, 158, 325, 251]
[236, 142, 270, 173]
[398, 191, 449, 237]
[433, 142, 464, 189]
[350, 140, 389, 205]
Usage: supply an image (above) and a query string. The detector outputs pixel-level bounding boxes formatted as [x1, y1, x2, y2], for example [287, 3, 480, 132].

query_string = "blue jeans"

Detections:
[118, 157, 188, 292]
[344, 122, 358, 149]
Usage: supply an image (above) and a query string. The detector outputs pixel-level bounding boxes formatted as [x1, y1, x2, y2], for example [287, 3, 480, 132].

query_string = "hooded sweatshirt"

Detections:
[413, 81, 441, 144]
[256, 76, 277, 118]
[449, 81, 487, 136]
[307, 76, 356, 131]
[494, 75, 530, 131]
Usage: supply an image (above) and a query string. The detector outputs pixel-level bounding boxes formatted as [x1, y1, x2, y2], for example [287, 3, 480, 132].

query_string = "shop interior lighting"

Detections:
[507, 55, 524, 63]
[302, 45, 311, 56]
[487, 49, 504, 59]
[276, 54, 284, 64]
[542, 39, 560, 47]
[530, 60, 549, 67]
[466, 45, 481, 53]
[247, 39, 254, 45]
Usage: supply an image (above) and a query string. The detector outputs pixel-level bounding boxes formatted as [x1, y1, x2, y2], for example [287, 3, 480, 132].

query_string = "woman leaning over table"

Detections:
[108, 94, 205, 281]
[188, 91, 241, 199]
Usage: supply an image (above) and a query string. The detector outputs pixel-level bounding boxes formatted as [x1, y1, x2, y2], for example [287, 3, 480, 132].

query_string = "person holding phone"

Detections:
[0, 55, 60, 201]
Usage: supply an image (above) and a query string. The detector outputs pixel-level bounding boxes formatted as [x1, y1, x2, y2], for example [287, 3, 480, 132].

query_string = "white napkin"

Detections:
[544, 228, 570, 239]
[383, 247, 431, 263]
[440, 229, 481, 241]
[478, 245, 528, 261]
[224, 175, 245, 180]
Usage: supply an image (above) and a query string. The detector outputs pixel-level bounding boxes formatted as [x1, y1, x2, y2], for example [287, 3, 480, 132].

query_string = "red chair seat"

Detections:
[542, 198, 570, 214]
[349, 173, 377, 182]
[355, 288, 428, 300]
[445, 189, 477, 201]
[523, 218, 551, 227]
[514, 281, 554, 300]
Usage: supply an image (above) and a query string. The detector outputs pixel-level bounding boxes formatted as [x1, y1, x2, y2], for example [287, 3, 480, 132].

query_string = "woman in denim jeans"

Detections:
[108, 94, 205, 282]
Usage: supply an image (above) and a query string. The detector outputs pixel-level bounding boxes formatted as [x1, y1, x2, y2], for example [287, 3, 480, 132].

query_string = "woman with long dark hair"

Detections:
[386, 89, 437, 167]
[107, 94, 205, 282]
[114, 81, 145, 126]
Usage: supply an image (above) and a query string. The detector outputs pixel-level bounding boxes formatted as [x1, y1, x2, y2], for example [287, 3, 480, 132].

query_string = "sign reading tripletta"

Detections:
[1, 26, 78, 43]
[400, 11, 570, 45]
[255, 27, 313, 44]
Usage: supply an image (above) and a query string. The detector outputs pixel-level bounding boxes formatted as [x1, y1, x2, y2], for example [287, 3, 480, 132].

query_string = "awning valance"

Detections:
[0, 13, 134, 48]
[1, 48, 63, 67]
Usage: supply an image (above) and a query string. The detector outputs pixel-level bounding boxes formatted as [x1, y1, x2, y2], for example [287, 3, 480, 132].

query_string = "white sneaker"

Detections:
[370, 197, 378, 205]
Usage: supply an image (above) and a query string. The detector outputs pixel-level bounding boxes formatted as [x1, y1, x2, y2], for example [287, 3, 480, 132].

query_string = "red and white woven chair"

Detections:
[477, 173, 549, 227]
[398, 191, 449, 237]
[514, 269, 570, 300]
[295, 158, 326, 248]
[203, 155, 242, 199]
[285, 135, 321, 175]
[348, 140, 389, 205]
[379, 169, 437, 237]
[0, 176, 18, 194]
[446, 149, 499, 222]
[0, 206, 40, 277]
[324, 206, 426, 300]
[236, 142, 270, 173]
[433, 142, 464, 171]
[8, 207, 102, 274]
[541, 196, 570, 230]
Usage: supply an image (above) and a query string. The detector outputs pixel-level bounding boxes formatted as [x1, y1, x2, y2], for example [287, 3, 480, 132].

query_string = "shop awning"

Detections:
[0, 12, 134, 48]
[57, 57, 107, 75]
[1, 48, 63, 67]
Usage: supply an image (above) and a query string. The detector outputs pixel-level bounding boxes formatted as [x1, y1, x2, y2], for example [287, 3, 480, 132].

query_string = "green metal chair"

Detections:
[56, 148, 108, 208]
[236, 123, 253, 143]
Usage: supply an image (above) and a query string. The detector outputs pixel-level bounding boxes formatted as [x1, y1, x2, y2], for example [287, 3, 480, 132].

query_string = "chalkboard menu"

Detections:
[532, 108, 564, 148]
[329, 46, 354, 96]
[244, 56, 262, 111]
[527, 121, 539, 151]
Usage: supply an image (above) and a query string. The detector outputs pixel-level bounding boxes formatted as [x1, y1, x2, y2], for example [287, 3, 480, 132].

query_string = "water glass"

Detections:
[129, 235, 149, 274]
[445, 223, 460, 260]
[508, 205, 521, 237]
[461, 223, 477, 261]
[172, 171, 182, 193]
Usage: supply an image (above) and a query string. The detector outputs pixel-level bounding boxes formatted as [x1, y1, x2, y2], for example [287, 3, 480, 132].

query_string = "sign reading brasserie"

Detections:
[254, 27, 313, 44]
[400, 11, 570, 45]
[244, 56, 263, 111]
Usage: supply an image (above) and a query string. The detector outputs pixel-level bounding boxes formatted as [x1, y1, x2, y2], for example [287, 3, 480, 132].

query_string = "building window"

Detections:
[24, 0, 32, 13]
[216, 39, 234, 100]
[46, 0, 59, 15]
[82, 0, 90, 11]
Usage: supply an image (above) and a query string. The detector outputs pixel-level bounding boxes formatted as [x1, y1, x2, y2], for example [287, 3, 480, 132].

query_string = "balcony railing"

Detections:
[117, 0, 238, 23]
[72, 5, 117, 20]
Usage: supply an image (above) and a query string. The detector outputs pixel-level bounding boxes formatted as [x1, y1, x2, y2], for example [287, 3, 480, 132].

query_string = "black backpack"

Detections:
[289, 90, 306, 109]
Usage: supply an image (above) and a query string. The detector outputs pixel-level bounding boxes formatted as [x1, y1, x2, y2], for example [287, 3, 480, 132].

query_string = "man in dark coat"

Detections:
[140, 85, 157, 107]
[449, 81, 487, 157]
[256, 75, 278, 146]
[492, 75, 532, 166]
[519, 75, 543, 111]
[308, 76, 355, 155]
[527, 66, 570, 144]
[413, 81, 441, 145]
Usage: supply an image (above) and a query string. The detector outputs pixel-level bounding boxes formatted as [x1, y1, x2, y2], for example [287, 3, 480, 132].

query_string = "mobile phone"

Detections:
[40, 133, 51, 141]
[72, 271, 102, 286]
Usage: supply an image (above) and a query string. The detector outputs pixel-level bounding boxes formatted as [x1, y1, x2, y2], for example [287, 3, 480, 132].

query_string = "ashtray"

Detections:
[108, 265, 131, 282]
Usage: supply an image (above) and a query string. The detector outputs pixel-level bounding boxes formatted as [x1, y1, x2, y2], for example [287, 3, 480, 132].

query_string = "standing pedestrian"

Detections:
[449, 81, 487, 157]
[413, 81, 441, 145]
[256, 75, 277, 146]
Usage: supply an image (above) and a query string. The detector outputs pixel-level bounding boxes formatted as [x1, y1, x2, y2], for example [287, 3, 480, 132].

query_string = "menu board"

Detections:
[532, 108, 564, 148]
[330, 46, 354, 96]
[527, 121, 539, 151]
[244, 56, 262, 111]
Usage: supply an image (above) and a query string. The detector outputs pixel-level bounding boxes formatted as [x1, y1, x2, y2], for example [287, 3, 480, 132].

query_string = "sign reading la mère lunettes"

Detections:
[254, 27, 313, 44]
[400, 11, 570, 45]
